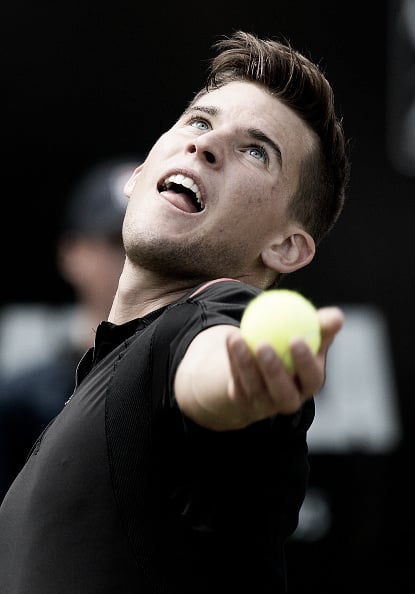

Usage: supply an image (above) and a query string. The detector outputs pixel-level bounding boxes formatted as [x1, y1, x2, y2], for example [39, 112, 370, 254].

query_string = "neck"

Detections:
[107, 260, 205, 325]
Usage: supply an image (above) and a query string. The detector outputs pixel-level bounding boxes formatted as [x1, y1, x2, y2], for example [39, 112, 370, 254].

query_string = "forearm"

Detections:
[174, 325, 250, 431]
[174, 307, 343, 432]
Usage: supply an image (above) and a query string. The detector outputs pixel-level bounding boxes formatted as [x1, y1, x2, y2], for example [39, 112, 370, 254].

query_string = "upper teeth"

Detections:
[165, 174, 204, 209]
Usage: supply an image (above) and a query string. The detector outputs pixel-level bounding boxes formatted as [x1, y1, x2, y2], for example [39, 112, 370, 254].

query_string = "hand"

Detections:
[225, 306, 344, 421]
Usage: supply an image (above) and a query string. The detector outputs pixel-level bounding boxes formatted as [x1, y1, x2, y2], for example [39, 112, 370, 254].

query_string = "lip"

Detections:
[157, 168, 206, 214]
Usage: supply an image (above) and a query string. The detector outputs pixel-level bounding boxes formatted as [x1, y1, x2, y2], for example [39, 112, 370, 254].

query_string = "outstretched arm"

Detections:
[174, 306, 344, 431]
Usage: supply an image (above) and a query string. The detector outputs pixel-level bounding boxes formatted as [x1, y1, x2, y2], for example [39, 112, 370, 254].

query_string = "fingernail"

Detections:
[291, 342, 308, 357]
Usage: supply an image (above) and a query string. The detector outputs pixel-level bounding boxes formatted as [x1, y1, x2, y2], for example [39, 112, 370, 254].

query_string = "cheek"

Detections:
[243, 190, 278, 222]
[231, 174, 274, 207]
[220, 178, 276, 226]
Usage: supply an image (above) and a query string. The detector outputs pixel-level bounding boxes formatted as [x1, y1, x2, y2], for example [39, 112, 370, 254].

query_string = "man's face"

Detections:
[123, 81, 316, 285]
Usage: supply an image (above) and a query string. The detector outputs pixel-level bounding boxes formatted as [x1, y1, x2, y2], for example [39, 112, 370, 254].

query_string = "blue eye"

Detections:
[249, 146, 267, 162]
[190, 118, 210, 131]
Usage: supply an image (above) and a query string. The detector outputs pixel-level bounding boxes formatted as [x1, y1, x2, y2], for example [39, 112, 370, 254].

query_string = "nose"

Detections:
[187, 133, 222, 167]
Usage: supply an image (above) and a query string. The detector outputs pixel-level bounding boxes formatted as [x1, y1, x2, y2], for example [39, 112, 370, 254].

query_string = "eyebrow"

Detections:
[246, 127, 282, 165]
[184, 104, 282, 165]
[185, 105, 218, 117]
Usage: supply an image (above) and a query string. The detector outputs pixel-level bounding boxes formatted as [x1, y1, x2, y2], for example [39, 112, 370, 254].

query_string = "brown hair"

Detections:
[193, 30, 350, 246]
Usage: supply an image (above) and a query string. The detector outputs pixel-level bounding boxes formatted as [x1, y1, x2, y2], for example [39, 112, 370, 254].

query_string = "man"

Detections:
[0, 31, 349, 593]
[0, 157, 140, 499]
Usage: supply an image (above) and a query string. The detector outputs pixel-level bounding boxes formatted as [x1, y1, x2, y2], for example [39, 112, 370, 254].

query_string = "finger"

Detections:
[226, 332, 268, 404]
[289, 339, 324, 398]
[317, 306, 345, 353]
[227, 332, 298, 416]
[289, 307, 344, 396]
[255, 344, 302, 413]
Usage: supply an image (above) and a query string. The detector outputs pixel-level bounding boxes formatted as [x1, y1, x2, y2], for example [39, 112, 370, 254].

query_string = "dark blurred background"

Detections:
[1, 1, 414, 591]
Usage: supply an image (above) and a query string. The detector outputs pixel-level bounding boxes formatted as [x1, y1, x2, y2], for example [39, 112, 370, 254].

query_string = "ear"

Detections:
[261, 230, 315, 274]
[124, 163, 144, 197]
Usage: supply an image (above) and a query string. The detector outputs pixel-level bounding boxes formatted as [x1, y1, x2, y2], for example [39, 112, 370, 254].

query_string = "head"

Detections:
[123, 31, 349, 289]
[58, 157, 141, 311]
[194, 31, 350, 252]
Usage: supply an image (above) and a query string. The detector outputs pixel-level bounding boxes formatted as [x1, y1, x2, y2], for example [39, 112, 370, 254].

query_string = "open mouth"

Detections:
[158, 174, 205, 213]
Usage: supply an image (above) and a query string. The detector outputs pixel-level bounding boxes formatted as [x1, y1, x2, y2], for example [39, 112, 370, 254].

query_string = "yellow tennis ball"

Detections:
[240, 289, 321, 374]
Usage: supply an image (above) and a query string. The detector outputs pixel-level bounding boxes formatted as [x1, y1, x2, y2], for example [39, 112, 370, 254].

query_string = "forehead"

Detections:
[192, 81, 316, 161]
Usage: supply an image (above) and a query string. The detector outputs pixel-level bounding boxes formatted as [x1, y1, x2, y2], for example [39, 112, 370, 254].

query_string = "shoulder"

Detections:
[154, 279, 262, 349]
[186, 279, 260, 318]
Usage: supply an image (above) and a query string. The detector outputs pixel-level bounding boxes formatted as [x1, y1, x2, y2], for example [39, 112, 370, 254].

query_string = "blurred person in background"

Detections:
[0, 155, 142, 500]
